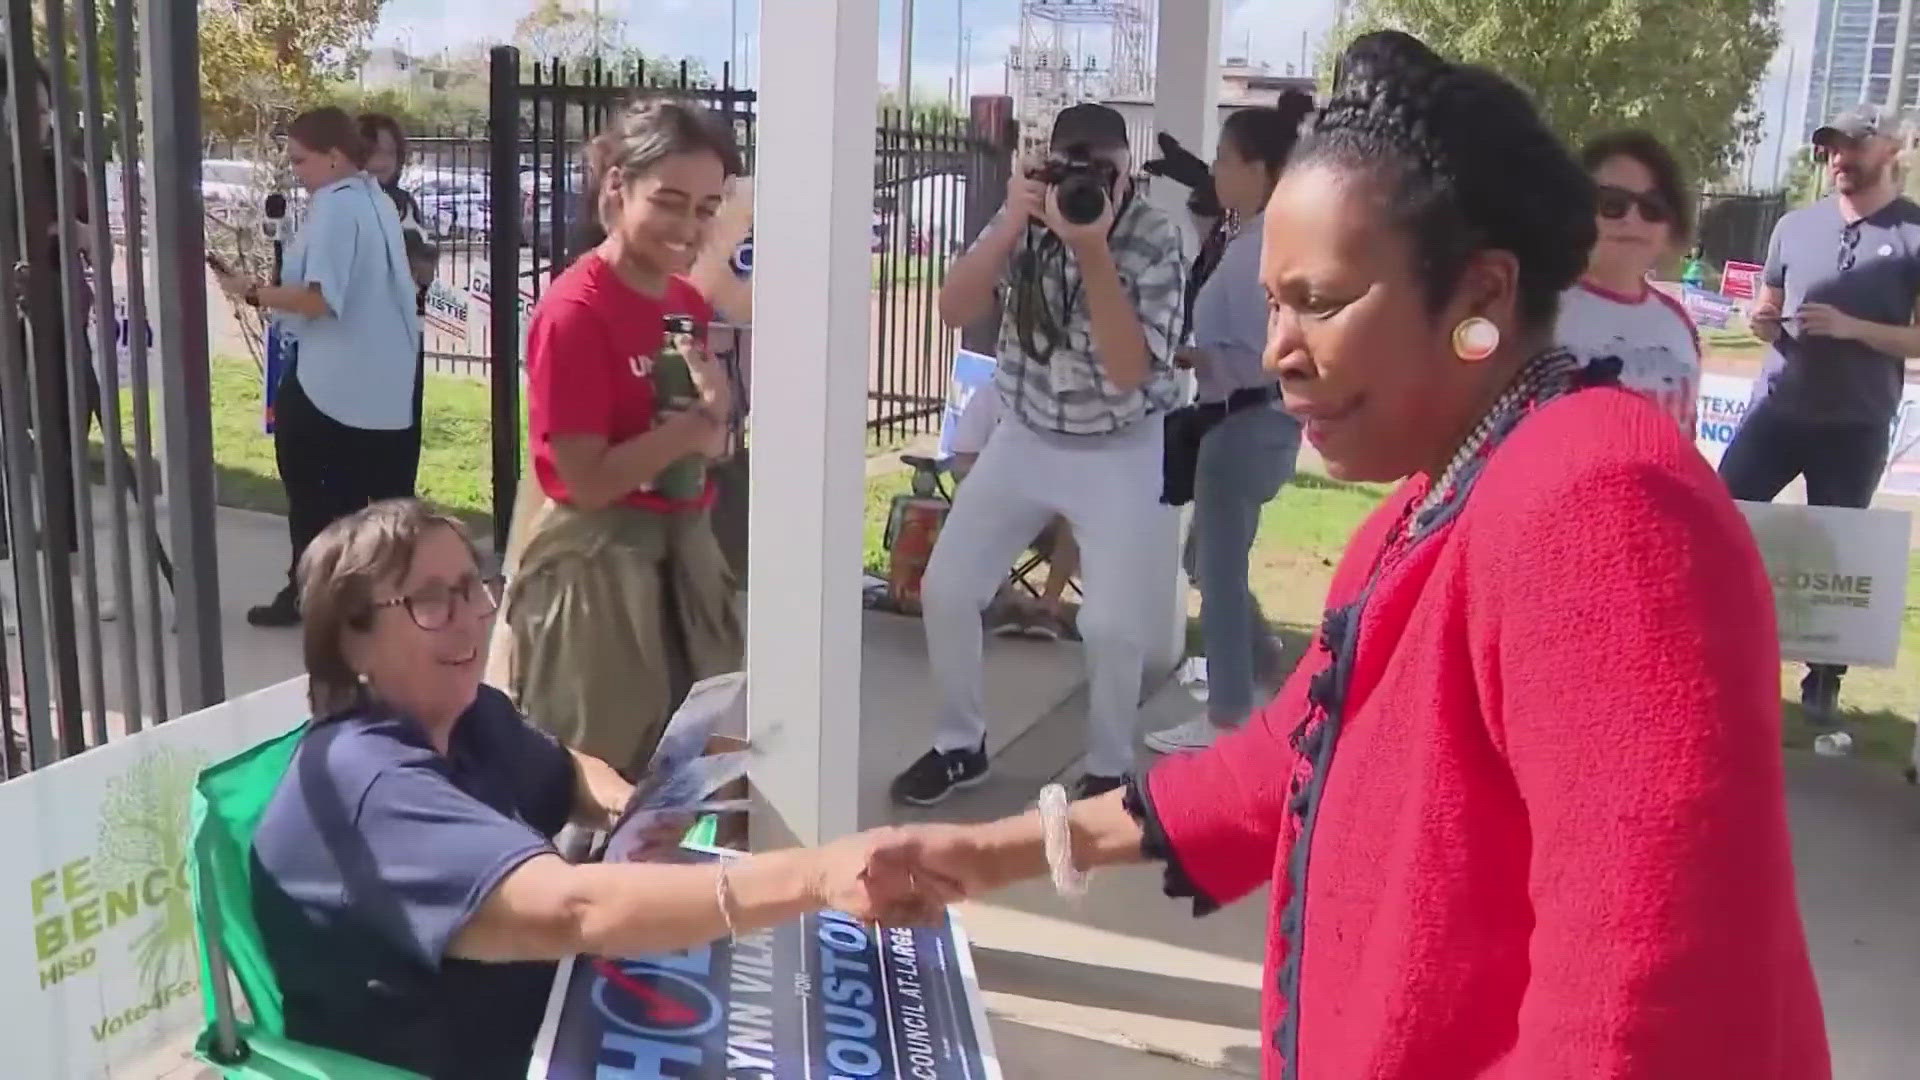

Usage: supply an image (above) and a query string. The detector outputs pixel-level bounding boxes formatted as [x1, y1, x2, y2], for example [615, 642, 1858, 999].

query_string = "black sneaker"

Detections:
[1799, 667, 1842, 728]
[1070, 773, 1127, 801]
[247, 587, 301, 629]
[890, 744, 989, 806]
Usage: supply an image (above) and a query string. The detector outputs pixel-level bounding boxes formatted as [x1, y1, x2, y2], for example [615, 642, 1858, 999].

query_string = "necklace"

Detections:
[1404, 349, 1582, 541]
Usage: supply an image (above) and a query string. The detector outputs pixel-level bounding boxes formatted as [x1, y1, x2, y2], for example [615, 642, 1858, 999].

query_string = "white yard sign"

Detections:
[0, 678, 307, 1079]
[1737, 502, 1910, 668]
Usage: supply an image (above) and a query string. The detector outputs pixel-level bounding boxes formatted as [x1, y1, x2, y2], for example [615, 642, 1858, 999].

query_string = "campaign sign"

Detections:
[1736, 501, 1909, 668]
[1680, 285, 1734, 330]
[937, 351, 999, 461]
[262, 322, 296, 435]
[1721, 260, 1764, 302]
[1693, 371, 1756, 467]
[529, 855, 1001, 1080]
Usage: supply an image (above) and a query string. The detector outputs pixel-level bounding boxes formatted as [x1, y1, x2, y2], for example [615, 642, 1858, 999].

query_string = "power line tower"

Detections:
[1006, 0, 1155, 155]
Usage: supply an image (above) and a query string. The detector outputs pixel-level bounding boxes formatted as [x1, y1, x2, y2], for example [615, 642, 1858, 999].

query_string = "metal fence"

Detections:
[0, 0, 224, 775]
[1698, 191, 1788, 272]
[869, 109, 1005, 443]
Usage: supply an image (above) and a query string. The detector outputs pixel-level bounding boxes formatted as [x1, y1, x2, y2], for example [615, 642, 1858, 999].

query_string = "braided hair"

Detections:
[1297, 32, 1595, 333]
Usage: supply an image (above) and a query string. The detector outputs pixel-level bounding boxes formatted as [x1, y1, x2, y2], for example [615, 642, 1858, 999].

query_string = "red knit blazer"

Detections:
[1146, 388, 1830, 1078]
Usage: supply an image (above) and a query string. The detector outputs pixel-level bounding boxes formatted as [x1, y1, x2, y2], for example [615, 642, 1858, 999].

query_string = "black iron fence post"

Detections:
[489, 45, 524, 555]
[145, 0, 225, 711]
[962, 95, 1015, 358]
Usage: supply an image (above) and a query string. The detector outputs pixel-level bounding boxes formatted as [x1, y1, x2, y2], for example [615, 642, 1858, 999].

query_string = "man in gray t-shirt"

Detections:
[1720, 102, 1920, 721]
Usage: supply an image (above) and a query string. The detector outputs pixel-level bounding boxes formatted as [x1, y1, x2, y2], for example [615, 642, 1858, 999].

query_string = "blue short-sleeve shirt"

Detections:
[252, 685, 576, 1078]
[279, 173, 422, 431]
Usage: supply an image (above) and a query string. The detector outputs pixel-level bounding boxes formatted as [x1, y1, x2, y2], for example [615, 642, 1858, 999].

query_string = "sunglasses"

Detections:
[1839, 219, 1862, 273]
[1596, 184, 1672, 225]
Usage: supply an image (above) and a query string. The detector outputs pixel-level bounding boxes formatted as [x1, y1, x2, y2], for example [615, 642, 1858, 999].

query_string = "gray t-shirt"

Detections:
[1760, 195, 1920, 425]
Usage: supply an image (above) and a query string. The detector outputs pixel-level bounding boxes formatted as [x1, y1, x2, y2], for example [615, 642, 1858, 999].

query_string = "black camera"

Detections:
[1029, 146, 1120, 227]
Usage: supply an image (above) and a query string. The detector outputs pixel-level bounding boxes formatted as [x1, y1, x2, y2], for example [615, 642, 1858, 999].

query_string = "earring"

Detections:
[1452, 317, 1500, 362]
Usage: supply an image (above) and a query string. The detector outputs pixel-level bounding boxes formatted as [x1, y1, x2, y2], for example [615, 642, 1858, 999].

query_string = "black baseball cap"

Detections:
[1050, 103, 1130, 153]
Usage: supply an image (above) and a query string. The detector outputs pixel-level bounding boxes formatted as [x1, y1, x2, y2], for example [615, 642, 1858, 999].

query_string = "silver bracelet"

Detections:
[1037, 783, 1089, 898]
[714, 863, 739, 940]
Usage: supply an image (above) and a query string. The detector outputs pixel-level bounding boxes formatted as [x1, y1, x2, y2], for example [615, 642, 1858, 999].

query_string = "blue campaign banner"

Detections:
[262, 322, 296, 434]
[1680, 284, 1734, 330]
[937, 350, 999, 462]
[529, 852, 1001, 1080]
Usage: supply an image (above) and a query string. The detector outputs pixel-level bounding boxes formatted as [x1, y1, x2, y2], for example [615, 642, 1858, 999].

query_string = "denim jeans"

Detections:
[1183, 405, 1301, 726]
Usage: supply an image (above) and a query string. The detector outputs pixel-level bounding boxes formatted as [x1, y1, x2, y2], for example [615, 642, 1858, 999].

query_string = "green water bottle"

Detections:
[652, 314, 709, 502]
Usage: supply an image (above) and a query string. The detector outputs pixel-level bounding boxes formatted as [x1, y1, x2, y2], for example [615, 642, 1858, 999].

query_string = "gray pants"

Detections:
[923, 416, 1175, 777]
[1183, 406, 1299, 725]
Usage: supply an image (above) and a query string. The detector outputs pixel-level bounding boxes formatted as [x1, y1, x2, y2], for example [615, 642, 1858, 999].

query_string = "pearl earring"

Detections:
[1452, 317, 1500, 362]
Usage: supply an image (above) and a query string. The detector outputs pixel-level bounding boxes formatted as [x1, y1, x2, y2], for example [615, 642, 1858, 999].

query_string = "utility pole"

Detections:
[900, 0, 915, 108]
[955, 0, 964, 110]
[1772, 46, 1795, 191]
[732, 0, 740, 83]
[1892, 0, 1917, 116]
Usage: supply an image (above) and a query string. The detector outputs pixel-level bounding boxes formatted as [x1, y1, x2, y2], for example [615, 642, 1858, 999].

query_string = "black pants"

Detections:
[0, 327, 102, 560]
[274, 371, 418, 592]
[399, 342, 424, 497]
[1718, 396, 1889, 683]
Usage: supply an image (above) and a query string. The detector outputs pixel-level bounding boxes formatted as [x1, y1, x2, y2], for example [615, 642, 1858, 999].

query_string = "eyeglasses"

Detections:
[372, 574, 503, 631]
[1596, 184, 1672, 225]
[1839, 219, 1863, 273]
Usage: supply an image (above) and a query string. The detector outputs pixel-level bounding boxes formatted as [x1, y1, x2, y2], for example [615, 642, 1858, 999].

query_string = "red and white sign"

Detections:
[1721, 261, 1764, 302]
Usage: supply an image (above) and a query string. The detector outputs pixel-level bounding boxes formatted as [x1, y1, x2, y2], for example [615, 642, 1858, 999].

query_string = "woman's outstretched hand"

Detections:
[805, 827, 965, 926]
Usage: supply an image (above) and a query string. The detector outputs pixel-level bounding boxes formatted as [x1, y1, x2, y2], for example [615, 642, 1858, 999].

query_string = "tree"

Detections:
[1340, 0, 1779, 193]
[1783, 147, 1820, 207]
[514, 0, 623, 65]
[198, 0, 390, 141]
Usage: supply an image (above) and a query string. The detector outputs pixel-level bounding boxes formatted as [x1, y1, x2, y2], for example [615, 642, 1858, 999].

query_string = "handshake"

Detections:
[807, 822, 1017, 927]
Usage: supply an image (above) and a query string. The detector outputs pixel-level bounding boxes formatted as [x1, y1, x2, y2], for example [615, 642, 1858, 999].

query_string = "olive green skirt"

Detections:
[496, 494, 742, 774]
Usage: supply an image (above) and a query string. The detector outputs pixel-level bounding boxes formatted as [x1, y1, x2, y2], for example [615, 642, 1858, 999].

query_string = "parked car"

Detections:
[201, 159, 257, 224]
[409, 169, 490, 240]
[519, 166, 587, 249]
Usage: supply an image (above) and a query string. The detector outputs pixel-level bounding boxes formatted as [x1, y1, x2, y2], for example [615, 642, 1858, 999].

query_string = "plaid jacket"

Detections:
[992, 194, 1188, 435]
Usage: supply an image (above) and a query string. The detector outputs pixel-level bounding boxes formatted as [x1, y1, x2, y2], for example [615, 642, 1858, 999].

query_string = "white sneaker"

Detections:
[1145, 717, 1222, 755]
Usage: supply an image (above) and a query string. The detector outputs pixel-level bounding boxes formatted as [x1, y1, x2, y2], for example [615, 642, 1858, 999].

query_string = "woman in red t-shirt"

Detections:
[504, 100, 745, 773]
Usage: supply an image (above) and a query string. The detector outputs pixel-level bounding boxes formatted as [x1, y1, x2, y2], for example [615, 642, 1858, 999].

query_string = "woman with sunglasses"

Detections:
[1557, 130, 1702, 433]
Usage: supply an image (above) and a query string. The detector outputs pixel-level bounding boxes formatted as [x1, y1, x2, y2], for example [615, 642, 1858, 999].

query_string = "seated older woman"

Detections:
[251, 500, 935, 1079]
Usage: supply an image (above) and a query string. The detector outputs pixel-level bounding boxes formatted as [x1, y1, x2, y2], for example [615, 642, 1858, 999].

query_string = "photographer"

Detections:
[891, 104, 1187, 807]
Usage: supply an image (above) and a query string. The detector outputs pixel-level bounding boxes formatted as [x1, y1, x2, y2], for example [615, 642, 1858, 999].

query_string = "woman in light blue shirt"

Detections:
[215, 107, 421, 627]
[1149, 98, 1313, 754]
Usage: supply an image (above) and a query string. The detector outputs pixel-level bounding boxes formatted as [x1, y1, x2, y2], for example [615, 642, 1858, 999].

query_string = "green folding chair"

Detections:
[188, 720, 722, 1078]
[189, 722, 426, 1079]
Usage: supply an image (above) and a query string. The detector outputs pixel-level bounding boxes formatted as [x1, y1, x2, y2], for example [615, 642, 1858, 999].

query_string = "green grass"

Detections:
[195, 354, 503, 534]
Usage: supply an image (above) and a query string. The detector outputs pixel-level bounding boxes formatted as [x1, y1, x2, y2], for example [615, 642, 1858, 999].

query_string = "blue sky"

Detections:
[374, 0, 1817, 187]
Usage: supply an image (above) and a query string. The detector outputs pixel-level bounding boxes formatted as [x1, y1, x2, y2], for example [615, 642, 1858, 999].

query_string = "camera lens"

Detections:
[1056, 174, 1107, 226]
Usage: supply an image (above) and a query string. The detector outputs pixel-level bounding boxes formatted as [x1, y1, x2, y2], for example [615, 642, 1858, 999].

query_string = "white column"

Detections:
[1138, 0, 1225, 685]
[748, 0, 879, 847]
[1148, 0, 1225, 237]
